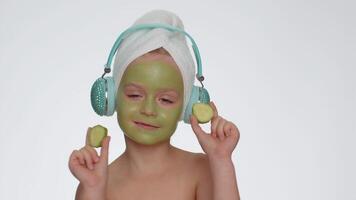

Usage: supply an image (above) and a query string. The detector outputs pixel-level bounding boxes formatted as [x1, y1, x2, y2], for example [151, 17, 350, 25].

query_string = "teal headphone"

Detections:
[90, 23, 210, 124]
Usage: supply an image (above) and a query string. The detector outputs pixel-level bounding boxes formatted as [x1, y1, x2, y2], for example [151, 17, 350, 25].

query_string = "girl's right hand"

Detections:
[68, 128, 111, 189]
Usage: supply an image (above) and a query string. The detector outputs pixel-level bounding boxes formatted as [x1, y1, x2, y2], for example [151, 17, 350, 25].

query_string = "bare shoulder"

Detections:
[171, 147, 210, 170]
[172, 147, 213, 198]
[176, 148, 213, 200]
[187, 151, 212, 185]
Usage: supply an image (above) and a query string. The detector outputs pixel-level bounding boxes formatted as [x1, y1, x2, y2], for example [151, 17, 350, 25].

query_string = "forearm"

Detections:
[75, 183, 106, 200]
[208, 156, 240, 200]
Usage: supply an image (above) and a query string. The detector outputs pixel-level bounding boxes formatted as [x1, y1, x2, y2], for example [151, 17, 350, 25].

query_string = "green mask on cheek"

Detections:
[116, 60, 184, 145]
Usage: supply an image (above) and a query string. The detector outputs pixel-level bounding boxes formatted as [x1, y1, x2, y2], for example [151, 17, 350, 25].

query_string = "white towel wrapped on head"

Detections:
[112, 9, 196, 121]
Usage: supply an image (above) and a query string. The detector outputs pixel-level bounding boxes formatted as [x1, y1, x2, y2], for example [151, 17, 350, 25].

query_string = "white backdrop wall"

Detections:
[0, 0, 355, 199]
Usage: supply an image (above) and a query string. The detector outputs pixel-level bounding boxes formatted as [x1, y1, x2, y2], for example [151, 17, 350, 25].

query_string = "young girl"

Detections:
[68, 10, 240, 200]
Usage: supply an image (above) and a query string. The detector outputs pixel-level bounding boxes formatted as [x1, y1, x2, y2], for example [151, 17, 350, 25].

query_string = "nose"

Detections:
[140, 96, 157, 117]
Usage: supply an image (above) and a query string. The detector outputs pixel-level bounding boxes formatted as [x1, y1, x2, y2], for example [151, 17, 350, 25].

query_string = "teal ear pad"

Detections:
[90, 76, 116, 116]
[183, 86, 210, 124]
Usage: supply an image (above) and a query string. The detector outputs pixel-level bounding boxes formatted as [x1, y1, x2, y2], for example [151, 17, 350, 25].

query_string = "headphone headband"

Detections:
[103, 23, 204, 84]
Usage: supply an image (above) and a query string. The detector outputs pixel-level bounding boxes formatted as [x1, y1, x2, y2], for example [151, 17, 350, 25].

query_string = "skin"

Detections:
[115, 59, 184, 145]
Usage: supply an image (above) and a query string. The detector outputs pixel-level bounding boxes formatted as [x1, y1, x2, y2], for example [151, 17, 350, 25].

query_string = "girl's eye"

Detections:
[127, 94, 142, 99]
[160, 98, 174, 104]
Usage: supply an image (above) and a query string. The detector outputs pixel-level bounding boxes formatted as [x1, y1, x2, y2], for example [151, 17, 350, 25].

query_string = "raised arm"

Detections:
[190, 102, 240, 200]
[68, 128, 111, 200]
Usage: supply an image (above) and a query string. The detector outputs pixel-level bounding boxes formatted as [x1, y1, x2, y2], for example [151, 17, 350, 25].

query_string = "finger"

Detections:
[69, 150, 84, 166]
[211, 116, 221, 138]
[217, 118, 227, 141]
[209, 101, 218, 119]
[223, 122, 233, 137]
[85, 127, 91, 146]
[74, 150, 85, 165]
[224, 123, 240, 149]
[99, 136, 111, 165]
[231, 123, 240, 141]
[69, 150, 87, 179]
[190, 115, 207, 139]
[80, 148, 94, 170]
[212, 132, 217, 138]
[85, 146, 100, 163]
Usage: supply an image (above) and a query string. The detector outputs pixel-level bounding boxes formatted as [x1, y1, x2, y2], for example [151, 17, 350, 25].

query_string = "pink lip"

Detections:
[133, 121, 160, 130]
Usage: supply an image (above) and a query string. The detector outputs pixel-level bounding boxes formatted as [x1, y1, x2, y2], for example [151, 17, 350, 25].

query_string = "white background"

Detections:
[0, 0, 355, 199]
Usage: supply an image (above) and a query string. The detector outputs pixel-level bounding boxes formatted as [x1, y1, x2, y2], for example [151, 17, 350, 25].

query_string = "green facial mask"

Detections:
[116, 60, 184, 145]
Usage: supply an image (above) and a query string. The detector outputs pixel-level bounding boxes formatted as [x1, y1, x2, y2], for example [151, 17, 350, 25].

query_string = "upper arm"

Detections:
[195, 153, 213, 200]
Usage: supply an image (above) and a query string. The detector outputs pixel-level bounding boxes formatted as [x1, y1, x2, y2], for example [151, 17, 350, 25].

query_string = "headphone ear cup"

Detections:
[91, 78, 106, 116]
[183, 86, 211, 124]
[90, 77, 116, 116]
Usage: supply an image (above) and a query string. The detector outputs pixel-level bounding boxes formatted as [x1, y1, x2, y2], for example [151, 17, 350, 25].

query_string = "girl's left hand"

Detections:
[190, 101, 240, 160]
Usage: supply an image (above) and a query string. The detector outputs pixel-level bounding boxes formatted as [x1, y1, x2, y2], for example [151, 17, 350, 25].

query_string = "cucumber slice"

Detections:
[192, 103, 214, 124]
[89, 125, 108, 148]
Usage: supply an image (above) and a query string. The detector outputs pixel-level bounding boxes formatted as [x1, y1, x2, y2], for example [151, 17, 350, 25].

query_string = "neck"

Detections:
[122, 135, 175, 176]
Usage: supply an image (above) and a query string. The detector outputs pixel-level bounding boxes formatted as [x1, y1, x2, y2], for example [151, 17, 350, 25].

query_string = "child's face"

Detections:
[116, 58, 184, 145]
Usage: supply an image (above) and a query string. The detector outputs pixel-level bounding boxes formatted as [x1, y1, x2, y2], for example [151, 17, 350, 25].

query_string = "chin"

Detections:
[124, 133, 171, 146]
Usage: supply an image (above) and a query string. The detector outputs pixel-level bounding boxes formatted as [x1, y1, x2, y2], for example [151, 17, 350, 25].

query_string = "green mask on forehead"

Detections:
[116, 60, 184, 145]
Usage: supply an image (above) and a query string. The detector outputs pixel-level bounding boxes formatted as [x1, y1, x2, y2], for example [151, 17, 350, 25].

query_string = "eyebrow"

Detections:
[124, 83, 180, 97]
[124, 83, 145, 90]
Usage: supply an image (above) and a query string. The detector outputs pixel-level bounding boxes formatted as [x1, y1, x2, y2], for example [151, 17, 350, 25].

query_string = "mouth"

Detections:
[133, 121, 160, 130]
